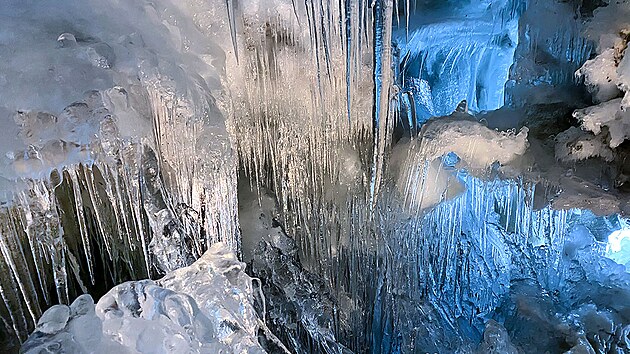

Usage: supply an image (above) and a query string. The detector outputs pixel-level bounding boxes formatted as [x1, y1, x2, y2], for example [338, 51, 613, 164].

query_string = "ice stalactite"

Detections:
[0, 87, 240, 347]
[222, 0, 397, 277]
[0, 0, 240, 348]
[147, 85, 240, 270]
[370, 0, 395, 208]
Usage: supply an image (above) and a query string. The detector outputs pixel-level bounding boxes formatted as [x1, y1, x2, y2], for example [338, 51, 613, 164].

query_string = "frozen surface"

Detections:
[21, 243, 266, 353]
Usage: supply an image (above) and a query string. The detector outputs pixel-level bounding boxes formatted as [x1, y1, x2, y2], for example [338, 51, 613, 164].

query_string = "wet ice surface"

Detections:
[21, 243, 266, 353]
[8, 0, 630, 353]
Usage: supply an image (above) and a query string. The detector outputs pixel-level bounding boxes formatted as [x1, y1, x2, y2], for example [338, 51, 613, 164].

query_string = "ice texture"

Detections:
[396, 0, 522, 119]
[21, 243, 266, 353]
[5, 0, 630, 353]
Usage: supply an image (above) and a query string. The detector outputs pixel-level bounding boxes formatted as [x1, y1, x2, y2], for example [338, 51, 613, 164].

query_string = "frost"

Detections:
[578, 103, 630, 149]
[555, 126, 614, 162]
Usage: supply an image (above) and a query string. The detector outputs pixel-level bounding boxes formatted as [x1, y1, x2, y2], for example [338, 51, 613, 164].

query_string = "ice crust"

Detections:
[21, 243, 265, 353]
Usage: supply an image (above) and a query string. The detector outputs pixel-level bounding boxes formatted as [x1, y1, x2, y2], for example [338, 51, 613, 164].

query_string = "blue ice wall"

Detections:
[395, 0, 524, 122]
[370, 172, 630, 352]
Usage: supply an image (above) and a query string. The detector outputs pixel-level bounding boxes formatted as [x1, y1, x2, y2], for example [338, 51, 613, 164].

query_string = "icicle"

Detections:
[225, 0, 239, 63]
[68, 170, 94, 285]
[370, 0, 395, 209]
[0, 254, 30, 342]
[50, 210, 68, 305]
[0, 225, 39, 325]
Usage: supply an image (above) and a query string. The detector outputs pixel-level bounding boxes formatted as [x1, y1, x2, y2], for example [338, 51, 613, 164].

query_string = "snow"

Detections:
[576, 48, 622, 103]
[555, 126, 614, 162]
[392, 113, 528, 212]
[574, 98, 630, 148]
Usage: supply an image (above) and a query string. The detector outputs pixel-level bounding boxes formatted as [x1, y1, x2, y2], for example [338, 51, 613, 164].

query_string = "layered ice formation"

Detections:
[396, 0, 522, 120]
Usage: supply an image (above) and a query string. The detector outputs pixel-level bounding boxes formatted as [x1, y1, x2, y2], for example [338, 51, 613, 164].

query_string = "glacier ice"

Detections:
[396, 0, 522, 119]
[4, 0, 630, 353]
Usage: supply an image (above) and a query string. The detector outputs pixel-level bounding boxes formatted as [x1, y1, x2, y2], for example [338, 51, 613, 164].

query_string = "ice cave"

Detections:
[0, 0, 629, 353]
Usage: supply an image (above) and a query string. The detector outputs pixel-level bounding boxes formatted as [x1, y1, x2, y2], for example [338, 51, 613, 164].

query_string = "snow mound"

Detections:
[393, 114, 529, 212]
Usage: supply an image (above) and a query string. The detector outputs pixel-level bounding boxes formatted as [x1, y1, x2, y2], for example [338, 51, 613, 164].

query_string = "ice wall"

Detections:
[0, 0, 240, 348]
[396, 0, 522, 120]
[506, 0, 593, 106]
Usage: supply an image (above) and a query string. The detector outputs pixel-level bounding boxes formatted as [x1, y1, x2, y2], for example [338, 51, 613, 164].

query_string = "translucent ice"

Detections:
[21, 243, 266, 353]
[396, 0, 521, 118]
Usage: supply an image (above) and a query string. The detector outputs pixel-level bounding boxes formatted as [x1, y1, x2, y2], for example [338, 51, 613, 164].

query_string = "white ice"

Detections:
[22, 243, 266, 353]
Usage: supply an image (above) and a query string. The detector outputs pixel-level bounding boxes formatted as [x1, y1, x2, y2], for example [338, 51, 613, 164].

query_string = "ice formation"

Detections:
[20, 243, 269, 353]
[2, 0, 630, 353]
[396, 0, 522, 119]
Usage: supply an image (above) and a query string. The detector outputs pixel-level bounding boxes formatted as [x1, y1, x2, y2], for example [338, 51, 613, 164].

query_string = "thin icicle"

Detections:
[370, 0, 395, 209]
[225, 0, 239, 63]
[68, 170, 95, 285]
